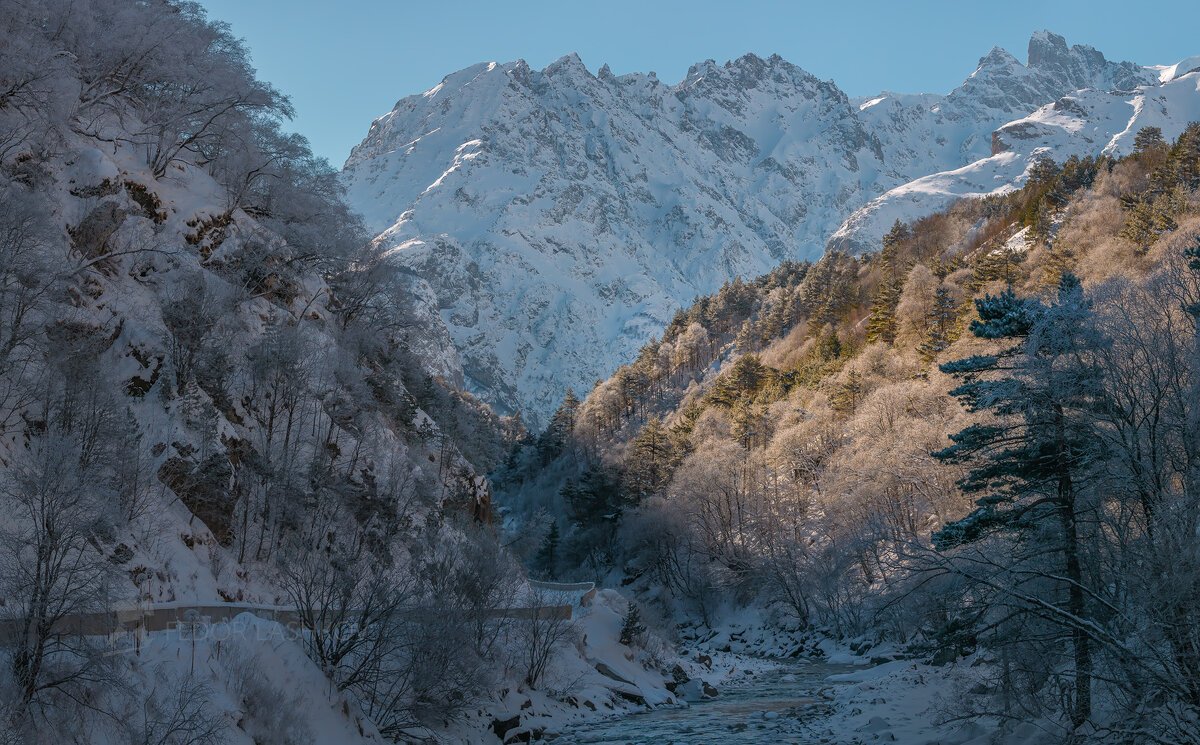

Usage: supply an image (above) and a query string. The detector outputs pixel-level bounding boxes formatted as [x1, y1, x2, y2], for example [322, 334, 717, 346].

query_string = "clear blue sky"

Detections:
[198, 0, 1200, 166]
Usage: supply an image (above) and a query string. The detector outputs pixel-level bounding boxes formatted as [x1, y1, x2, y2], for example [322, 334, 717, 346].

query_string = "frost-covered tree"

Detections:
[934, 275, 1104, 728]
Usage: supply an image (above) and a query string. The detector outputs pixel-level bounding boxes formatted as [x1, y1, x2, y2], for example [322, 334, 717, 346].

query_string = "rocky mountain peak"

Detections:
[343, 35, 1193, 426]
[975, 45, 1022, 72]
[545, 52, 591, 78]
[1026, 30, 1075, 67]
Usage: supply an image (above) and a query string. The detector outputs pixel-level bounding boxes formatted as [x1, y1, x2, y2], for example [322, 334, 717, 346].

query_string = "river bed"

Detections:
[554, 660, 862, 744]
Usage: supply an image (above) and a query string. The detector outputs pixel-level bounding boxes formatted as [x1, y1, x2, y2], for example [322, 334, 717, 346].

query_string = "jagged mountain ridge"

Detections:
[342, 31, 1186, 426]
[830, 49, 1200, 252]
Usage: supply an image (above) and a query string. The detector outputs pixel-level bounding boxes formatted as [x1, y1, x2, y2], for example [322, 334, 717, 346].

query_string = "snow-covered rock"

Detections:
[342, 32, 1193, 425]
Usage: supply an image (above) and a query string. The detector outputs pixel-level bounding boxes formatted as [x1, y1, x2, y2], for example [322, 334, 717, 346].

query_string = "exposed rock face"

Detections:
[342, 33, 1186, 426]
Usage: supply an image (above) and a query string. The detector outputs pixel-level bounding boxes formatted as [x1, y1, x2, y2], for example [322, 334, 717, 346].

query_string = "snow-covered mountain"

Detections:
[342, 32, 1195, 426]
[830, 48, 1200, 251]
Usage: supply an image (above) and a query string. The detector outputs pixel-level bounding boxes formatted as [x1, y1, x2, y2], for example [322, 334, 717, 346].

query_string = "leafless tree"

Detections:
[516, 588, 576, 689]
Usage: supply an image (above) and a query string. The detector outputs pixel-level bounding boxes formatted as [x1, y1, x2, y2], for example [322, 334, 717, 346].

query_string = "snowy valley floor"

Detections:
[460, 606, 1026, 745]
[87, 594, 1036, 745]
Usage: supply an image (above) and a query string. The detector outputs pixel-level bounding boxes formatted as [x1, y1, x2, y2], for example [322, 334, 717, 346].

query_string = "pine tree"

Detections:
[735, 318, 756, 353]
[1133, 126, 1167, 159]
[562, 466, 623, 569]
[814, 328, 841, 363]
[709, 354, 770, 408]
[1040, 242, 1076, 289]
[730, 399, 768, 449]
[831, 368, 864, 417]
[882, 219, 912, 253]
[918, 286, 959, 364]
[566, 467, 623, 528]
[534, 521, 559, 578]
[758, 302, 785, 344]
[622, 417, 675, 505]
[1120, 192, 1180, 255]
[866, 280, 901, 344]
[972, 245, 1024, 289]
[934, 274, 1103, 728]
[1168, 121, 1200, 190]
[537, 389, 579, 463]
[619, 603, 646, 647]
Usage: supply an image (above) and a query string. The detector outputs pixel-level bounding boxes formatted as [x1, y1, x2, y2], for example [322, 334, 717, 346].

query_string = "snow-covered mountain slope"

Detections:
[342, 32, 1189, 426]
[829, 66, 1200, 254]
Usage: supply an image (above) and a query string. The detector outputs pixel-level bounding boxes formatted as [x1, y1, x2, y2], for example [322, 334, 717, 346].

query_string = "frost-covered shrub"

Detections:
[226, 652, 312, 745]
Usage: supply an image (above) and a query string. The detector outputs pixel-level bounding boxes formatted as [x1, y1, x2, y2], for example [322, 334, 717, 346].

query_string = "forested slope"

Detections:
[500, 124, 1200, 740]
[0, 3, 572, 742]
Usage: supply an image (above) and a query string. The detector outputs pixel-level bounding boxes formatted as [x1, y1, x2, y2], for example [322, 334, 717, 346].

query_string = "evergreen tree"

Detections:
[758, 302, 786, 344]
[972, 245, 1024, 289]
[1041, 242, 1076, 289]
[537, 389, 580, 463]
[619, 603, 646, 647]
[563, 466, 624, 570]
[622, 417, 675, 505]
[568, 468, 621, 523]
[814, 328, 841, 363]
[882, 219, 912, 253]
[708, 354, 771, 407]
[1120, 192, 1180, 255]
[1168, 121, 1200, 190]
[933, 274, 1103, 728]
[730, 399, 768, 449]
[534, 521, 559, 579]
[735, 318, 756, 353]
[1133, 126, 1167, 159]
[865, 279, 901, 344]
[831, 368, 864, 417]
[918, 286, 959, 364]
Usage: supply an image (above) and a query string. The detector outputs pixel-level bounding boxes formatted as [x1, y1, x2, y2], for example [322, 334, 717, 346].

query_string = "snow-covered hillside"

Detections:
[342, 31, 1196, 425]
[829, 60, 1200, 253]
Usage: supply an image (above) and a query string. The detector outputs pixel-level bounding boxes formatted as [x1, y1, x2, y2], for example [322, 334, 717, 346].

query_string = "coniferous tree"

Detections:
[972, 245, 1025, 289]
[1168, 121, 1200, 190]
[562, 466, 623, 570]
[814, 329, 841, 362]
[622, 417, 675, 505]
[1120, 192, 1180, 254]
[866, 280, 901, 344]
[566, 467, 623, 527]
[735, 318, 756, 353]
[882, 219, 912, 254]
[867, 224, 908, 345]
[1133, 126, 1168, 161]
[730, 399, 769, 449]
[1040, 242, 1076, 288]
[619, 603, 646, 647]
[537, 389, 579, 463]
[918, 286, 959, 364]
[534, 521, 560, 578]
[758, 302, 786, 344]
[831, 368, 864, 417]
[934, 274, 1103, 728]
[709, 354, 771, 408]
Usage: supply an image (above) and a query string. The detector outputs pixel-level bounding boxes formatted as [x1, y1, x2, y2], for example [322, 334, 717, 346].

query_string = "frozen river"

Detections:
[554, 660, 862, 744]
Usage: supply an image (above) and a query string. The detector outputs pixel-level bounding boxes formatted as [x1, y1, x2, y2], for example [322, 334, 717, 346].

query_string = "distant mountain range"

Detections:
[342, 31, 1200, 426]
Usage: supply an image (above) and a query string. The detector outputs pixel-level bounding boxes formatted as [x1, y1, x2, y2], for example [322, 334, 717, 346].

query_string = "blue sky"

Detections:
[198, 0, 1200, 166]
